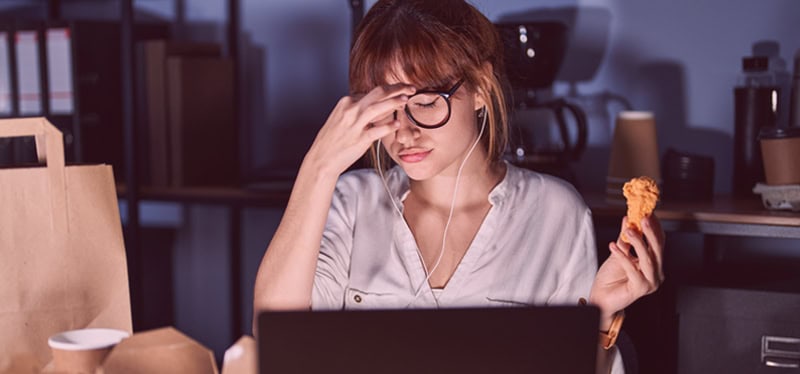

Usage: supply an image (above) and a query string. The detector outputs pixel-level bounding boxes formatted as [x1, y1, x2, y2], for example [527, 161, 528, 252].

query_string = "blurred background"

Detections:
[1, 0, 799, 371]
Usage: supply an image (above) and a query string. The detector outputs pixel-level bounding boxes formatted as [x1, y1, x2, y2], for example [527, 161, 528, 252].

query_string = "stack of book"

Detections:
[138, 40, 238, 187]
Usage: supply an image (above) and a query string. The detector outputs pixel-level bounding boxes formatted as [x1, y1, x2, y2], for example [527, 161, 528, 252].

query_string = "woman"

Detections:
[254, 1, 665, 372]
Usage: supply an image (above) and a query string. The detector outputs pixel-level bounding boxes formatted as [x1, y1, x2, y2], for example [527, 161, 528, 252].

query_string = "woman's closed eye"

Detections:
[411, 96, 445, 109]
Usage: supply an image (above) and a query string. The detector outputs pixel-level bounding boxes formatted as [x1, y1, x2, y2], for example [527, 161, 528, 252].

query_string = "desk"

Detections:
[584, 193, 800, 239]
[585, 193, 800, 374]
[119, 186, 800, 361]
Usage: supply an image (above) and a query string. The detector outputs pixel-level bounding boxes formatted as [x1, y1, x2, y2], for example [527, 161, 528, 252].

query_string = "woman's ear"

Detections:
[473, 61, 494, 110]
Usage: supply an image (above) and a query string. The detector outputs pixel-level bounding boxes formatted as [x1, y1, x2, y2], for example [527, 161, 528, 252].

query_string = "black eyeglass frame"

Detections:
[403, 78, 465, 129]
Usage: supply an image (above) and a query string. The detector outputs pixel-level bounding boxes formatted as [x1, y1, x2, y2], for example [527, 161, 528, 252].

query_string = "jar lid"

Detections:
[743, 56, 769, 72]
[759, 126, 800, 139]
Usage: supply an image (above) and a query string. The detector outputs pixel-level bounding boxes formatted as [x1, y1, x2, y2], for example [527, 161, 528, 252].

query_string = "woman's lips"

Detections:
[398, 150, 432, 163]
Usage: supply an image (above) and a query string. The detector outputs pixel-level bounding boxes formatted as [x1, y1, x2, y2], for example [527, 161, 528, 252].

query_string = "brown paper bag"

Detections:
[99, 327, 218, 374]
[221, 336, 256, 374]
[0, 118, 132, 372]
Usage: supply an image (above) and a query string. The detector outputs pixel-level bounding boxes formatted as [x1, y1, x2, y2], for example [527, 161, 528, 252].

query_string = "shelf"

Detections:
[585, 193, 800, 239]
[116, 182, 292, 208]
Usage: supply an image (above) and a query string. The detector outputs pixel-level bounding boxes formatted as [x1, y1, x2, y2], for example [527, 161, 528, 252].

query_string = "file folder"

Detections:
[0, 31, 10, 117]
[15, 30, 42, 116]
[46, 27, 74, 115]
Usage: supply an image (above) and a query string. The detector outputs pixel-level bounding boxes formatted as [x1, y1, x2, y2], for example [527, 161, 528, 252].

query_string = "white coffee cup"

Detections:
[48, 328, 129, 374]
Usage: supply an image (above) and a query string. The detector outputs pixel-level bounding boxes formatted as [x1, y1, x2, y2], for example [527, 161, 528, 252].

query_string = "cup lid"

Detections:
[759, 126, 800, 140]
[48, 328, 130, 351]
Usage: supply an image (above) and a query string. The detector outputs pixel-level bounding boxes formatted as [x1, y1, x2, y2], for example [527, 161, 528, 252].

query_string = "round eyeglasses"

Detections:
[402, 79, 465, 129]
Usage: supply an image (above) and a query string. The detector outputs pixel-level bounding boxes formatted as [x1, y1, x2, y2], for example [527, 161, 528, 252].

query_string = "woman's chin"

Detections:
[400, 163, 439, 181]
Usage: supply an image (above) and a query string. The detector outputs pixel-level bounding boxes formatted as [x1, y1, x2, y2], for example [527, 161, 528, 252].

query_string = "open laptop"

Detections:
[257, 306, 599, 374]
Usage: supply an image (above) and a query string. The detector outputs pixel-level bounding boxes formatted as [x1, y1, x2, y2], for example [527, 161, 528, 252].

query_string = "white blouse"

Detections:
[310, 162, 623, 372]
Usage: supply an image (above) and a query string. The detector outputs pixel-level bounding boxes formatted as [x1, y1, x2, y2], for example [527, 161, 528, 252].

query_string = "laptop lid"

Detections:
[257, 306, 599, 374]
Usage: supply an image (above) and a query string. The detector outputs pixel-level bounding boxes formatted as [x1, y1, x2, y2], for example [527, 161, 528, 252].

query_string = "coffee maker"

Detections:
[495, 21, 588, 183]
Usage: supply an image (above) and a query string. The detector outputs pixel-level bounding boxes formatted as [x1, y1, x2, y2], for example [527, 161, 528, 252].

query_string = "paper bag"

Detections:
[0, 118, 132, 371]
[221, 336, 256, 374]
[99, 327, 218, 374]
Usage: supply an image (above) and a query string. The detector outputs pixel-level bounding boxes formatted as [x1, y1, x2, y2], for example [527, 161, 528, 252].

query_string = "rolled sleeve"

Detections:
[546, 209, 598, 305]
[311, 180, 355, 310]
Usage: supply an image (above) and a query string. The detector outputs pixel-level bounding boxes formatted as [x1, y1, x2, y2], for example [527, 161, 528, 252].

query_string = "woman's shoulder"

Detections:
[502, 163, 588, 211]
[336, 168, 380, 192]
[335, 167, 406, 197]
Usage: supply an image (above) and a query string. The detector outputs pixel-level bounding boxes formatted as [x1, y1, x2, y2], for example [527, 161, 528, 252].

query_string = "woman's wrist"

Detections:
[300, 150, 342, 182]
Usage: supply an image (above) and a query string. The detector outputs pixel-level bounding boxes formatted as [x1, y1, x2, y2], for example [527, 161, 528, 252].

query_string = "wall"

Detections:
[237, 0, 800, 194]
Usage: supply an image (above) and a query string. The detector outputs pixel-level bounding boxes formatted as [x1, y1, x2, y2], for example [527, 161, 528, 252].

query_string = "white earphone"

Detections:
[375, 106, 488, 308]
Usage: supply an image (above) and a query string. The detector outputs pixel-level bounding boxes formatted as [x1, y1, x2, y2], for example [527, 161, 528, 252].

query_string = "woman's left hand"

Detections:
[589, 215, 666, 327]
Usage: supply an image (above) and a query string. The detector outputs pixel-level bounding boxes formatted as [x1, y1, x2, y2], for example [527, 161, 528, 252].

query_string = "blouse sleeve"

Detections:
[310, 178, 356, 310]
[546, 209, 598, 305]
[546, 208, 626, 373]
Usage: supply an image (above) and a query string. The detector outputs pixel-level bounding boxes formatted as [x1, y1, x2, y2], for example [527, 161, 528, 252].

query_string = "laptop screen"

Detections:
[257, 306, 599, 374]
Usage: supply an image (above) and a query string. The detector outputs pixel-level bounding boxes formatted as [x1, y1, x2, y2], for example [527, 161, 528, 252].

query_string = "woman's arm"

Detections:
[591, 215, 666, 373]
[252, 158, 339, 311]
[253, 85, 414, 313]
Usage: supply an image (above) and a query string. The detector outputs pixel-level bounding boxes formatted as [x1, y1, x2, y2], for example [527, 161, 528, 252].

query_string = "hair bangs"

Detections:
[350, 8, 472, 93]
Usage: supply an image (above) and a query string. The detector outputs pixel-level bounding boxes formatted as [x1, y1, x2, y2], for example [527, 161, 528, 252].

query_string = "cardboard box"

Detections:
[100, 327, 218, 374]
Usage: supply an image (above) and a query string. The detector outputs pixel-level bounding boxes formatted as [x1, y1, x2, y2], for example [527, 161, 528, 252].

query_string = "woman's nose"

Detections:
[393, 110, 420, 144]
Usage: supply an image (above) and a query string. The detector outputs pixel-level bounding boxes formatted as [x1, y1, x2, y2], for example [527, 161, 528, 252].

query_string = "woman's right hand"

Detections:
[304, 84, 416, 177]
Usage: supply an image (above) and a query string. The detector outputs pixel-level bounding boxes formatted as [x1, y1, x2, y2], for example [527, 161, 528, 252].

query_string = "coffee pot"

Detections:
[495, 21, 588, 182]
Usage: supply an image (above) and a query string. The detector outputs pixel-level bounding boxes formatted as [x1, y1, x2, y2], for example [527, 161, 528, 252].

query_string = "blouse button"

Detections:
[354, 294, 362, 303]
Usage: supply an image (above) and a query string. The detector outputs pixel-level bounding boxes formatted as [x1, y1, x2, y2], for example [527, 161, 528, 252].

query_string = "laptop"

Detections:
[257, 306, 599, 374]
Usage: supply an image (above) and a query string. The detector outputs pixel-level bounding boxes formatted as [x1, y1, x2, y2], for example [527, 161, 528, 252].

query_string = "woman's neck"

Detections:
[406, 156, 505, 212]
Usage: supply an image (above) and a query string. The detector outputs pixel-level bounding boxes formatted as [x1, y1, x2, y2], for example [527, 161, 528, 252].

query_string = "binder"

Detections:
[0, 31, 11, 166]
[10, 28, 42, 165]
[44, 23, 79, 164]
[45, 27, 74, 115]
[0, 31, 10, 117]
[14, 29, 42, 116]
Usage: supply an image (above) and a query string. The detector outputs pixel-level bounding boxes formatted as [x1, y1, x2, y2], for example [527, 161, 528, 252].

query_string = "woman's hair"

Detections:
[349, 0, 509, 169]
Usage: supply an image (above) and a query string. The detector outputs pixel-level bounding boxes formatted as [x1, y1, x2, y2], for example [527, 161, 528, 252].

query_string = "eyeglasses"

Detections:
[401, 79, 465, 129]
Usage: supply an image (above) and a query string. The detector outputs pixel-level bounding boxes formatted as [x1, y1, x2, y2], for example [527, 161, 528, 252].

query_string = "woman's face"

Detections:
[377, 72, 486, 181]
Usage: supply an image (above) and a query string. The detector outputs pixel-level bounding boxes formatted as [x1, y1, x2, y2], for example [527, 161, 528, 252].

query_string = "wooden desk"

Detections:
[584, 193, 800, 239]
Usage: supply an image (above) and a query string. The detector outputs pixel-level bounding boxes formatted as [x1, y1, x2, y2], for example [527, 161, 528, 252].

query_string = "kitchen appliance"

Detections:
[495, 21, 587, 182]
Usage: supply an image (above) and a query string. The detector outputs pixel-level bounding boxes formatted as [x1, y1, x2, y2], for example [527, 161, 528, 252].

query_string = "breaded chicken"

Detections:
[622, 176, 659, 242]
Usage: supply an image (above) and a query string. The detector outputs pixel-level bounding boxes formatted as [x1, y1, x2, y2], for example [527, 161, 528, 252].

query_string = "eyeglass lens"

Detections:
[407, 94, 449, 127]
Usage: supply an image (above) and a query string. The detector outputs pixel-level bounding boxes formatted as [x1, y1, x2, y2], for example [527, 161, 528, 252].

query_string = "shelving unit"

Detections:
[114, 0, 244, 339]
[1, 0, 244, 341]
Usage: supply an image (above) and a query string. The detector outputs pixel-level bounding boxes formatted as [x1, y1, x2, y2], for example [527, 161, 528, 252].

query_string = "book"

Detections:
[140, 40, 221, 187]
[166, 56, 237, 187]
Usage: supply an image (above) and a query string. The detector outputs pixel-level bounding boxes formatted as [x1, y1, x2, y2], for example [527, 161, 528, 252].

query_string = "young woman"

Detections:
[254, 1, 665, 372]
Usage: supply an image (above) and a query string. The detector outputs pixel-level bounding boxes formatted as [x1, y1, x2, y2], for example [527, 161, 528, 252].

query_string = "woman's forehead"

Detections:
[382, 67, 409, 86]
[380, 67, 457, 91]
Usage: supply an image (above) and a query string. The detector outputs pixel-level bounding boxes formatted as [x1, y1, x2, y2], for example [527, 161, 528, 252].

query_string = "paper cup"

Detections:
[607, 111, 661, 201]
[48, 328, 129, 374]
[760, 126, 800, 185]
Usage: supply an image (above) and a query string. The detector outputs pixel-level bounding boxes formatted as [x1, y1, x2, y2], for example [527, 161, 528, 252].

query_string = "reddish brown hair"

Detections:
[349, 0, 509, 169]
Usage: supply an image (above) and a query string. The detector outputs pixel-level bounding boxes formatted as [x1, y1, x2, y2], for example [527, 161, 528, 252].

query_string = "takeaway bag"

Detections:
[0, 118, 132, 371]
